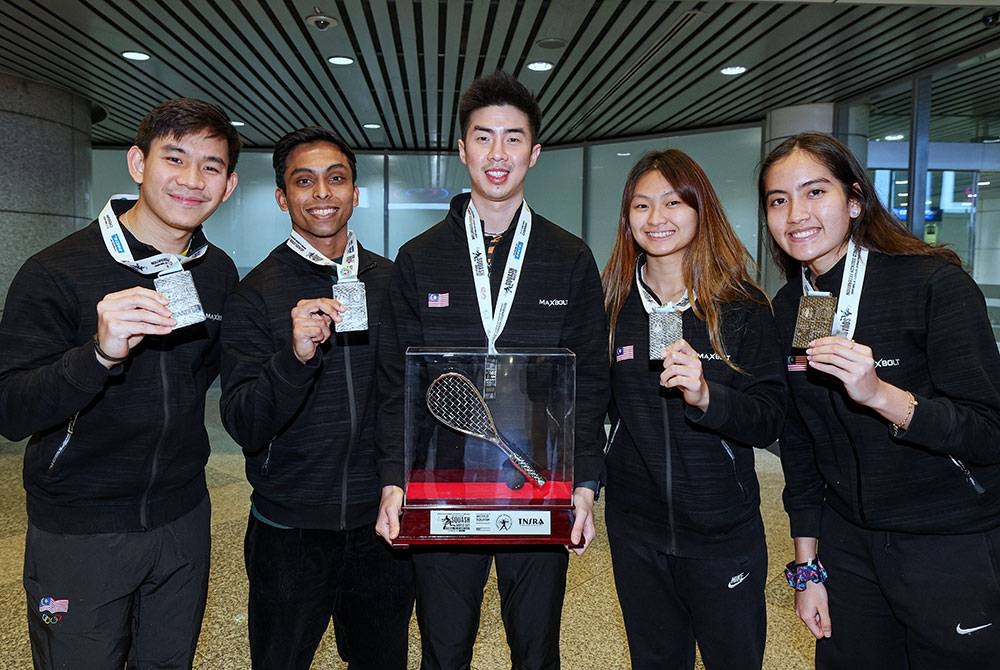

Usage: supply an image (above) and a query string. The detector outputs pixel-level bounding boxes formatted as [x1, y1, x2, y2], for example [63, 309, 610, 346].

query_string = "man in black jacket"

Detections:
[375, 71, 609, 669]
[220, 127, 414, 669]
[0, 99, 240, 669]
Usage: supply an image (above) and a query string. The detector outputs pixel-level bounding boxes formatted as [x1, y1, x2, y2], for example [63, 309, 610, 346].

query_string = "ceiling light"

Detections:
[328, 56, 354, 65]
[363, 123, 381, 129]
[720, 66, 746, 76]
[305, 11, 338, 31]
[536, 37, 567, 49]
[121, 51, 150, 61]
[897, 192, 908, 197]
[978, 181, 992, 186]
[894, 180, 908, 185]
[230, 121, 245, 127]
[527, 61, 554, 72]
[616, 152, 631, 157]
[884, 134, 905, 141]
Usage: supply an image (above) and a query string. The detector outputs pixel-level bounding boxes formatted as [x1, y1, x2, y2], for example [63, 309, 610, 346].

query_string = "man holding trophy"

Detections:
[375, 71, 609, 669]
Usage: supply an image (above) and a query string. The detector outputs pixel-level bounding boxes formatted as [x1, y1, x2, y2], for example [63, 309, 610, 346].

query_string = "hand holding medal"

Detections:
[290, 297, 345, 363]
[805, 336, 881, 405]
[94, 286, 176, 367]
[659, 339, 710, 411]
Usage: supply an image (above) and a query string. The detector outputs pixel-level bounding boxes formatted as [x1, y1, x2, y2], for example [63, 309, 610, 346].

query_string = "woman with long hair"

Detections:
[602, 149, 785, 669]
[762, 132, 1000, 668]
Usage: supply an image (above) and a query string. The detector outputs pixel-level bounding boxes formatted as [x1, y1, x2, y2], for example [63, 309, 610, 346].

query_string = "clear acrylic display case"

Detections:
[392, 348, 577, 546]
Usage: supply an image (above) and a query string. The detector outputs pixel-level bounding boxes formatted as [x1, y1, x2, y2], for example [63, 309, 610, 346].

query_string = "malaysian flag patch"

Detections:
[616, 345, 634, 362]
[427, 292, 449, 308]
[787, 355, 808, 372]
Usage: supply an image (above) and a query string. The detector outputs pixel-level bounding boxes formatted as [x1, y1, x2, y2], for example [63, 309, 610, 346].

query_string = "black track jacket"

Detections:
[774, 251, 1000, 538]
[221, 242, 393, 530]
[606, 281, 786, 557]
[0, 201, 237, 534]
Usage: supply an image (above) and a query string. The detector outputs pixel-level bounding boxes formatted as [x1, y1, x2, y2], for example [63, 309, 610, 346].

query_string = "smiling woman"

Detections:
[762, 132, 1000, 668]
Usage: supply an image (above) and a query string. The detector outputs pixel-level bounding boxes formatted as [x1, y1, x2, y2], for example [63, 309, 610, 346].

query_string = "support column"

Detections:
[0, 73, 98, 311]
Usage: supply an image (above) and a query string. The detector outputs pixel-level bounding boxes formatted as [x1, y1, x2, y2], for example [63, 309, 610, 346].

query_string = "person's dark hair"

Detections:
[458, 70, 541, 142]
[134, 98, 241, 175]
[758, 132, 961, 279]
[272, 127, 357, 190]
[602, 149, 764, 369]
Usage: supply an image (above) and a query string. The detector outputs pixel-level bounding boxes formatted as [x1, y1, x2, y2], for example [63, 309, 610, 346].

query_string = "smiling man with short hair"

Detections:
[0, 97, 240, 669]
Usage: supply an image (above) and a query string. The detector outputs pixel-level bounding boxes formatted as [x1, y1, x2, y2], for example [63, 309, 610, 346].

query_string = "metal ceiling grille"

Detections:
[0, 0, 997, 150]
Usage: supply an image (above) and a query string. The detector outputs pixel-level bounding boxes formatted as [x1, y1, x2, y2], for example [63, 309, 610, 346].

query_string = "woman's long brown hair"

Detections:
[758, 132, 961, 280]
[601, 149, 764, 369]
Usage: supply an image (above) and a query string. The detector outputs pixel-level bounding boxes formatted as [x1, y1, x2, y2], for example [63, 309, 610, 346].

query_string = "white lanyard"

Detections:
[286, 229, 360, 282]
[635, 259, 692, 315]
[800, 238, 869, 340]
[97, 196, 207, 275]
[465, 200, 532, 355]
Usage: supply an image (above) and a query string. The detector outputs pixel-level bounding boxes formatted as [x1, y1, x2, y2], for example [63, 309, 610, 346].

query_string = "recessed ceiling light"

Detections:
[616, 152, 631, 157]
[894, 180, 908, 185]
[363, 123, 381, 130]
[979, 181, 992, 186]
[230, 121, 245, 127]
[720, 66, 746, 76]
[536, 37, 567, 50]
[527, 61, 554, 72]
[897, 192, 908, 197]
[885, 134, 905, 141]
[121, 51, 150, 61]
[328, 56, 354, 66]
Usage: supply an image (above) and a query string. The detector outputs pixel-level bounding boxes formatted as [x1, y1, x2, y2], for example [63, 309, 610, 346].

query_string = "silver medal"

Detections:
[154, 270, 205, 330]
[332, 280, 368, 332]
[649, 310, 682, 360]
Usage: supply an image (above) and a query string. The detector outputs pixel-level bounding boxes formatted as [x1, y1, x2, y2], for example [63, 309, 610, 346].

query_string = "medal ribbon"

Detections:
[634, 258, 692, 315]
[286, 229, 360, 282]
[800, 238, 868, 340]
[98, 196, 207, 275]
[465, 200, 532, 355]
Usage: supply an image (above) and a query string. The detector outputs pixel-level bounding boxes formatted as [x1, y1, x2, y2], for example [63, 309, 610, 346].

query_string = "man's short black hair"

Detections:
[272, 127, 357, 190]
[134, 98, 241, 175]
[458, 71, 541, 143]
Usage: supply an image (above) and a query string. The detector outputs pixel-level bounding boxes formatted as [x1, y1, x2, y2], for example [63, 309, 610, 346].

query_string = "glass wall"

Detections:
[91, 127, 762, 277]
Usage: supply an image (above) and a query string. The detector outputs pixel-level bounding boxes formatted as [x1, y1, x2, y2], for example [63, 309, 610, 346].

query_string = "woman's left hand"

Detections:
[660, 339, 710, 411]
[806, 336, 880, 405]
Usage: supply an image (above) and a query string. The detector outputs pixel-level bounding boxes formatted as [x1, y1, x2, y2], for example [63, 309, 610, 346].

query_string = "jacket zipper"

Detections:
[604, 419, 620, 456]
[950, 456, 986, 494]
[260, 439, 274, 476]
[660, 396, 676, 554]
[721, 440, 747, 500]
[48, 413, 79, 470]
[139, 351, 170, 530]
[340, 340, 357, 530]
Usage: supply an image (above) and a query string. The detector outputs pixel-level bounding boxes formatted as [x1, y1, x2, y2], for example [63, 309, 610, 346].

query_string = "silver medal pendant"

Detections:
[154, 269, 205, 330]
[332, 280, 368, 332]
[483, 355, 498, 400]
[649, 310, 683, 360]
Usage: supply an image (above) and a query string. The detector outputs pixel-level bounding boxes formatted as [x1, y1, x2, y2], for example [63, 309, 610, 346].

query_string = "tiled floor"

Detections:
[0, 388, 815, 669]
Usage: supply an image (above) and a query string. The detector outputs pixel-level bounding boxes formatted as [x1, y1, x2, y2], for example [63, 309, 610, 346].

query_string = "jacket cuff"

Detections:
[62, 342, 112, 393]
[684, 382, 732, 430]
[271, 347, 322, 388]
[787, 509, 822, 539]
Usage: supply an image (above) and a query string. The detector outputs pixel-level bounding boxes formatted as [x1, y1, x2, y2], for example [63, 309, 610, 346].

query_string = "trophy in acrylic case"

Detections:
[392, 348, 577, 547]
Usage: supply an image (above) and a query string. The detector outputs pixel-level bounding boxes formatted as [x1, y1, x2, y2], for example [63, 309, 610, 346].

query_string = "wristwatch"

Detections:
[784, 557, 828, 591]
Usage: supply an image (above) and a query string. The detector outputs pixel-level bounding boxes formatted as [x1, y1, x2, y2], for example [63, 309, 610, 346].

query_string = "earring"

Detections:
[850, 208, 860, 218]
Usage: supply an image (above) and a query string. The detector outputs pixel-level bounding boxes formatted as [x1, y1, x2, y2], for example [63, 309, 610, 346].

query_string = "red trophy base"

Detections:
[390, 476, 580, 548]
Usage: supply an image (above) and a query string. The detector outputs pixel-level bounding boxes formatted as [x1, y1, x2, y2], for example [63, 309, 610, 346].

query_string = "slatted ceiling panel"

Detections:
[1, 0, 997, 150]
[593, 2, 777, 139]
[540, 0, 670, 144]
